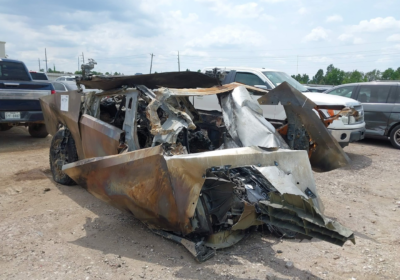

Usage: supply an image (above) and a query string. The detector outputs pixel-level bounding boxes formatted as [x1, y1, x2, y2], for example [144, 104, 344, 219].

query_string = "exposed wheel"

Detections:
[28, 124, 48, 138]
[389, 124, 400, 149]
[49, 129, 78, 185]
[0, 124, 12, 131]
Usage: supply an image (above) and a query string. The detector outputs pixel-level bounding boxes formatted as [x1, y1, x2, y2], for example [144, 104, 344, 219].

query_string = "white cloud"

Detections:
[260, 0, 286, 2]
[349, 16, 400, 33]
[196, 0, 274, 21]
[185, 25, 267, 48]
[306, 56, 332, 63]
[326, 15, 343, 23]
[353, 37, 364, 44]
[303, 27, 329, 42]
[338, 33, 352, 41]
[387, 34, 400, 42]
[298, 7, 307, 14]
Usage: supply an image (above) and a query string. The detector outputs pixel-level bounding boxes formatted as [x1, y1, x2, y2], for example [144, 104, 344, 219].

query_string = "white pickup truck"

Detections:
[192, 67, 366, 147]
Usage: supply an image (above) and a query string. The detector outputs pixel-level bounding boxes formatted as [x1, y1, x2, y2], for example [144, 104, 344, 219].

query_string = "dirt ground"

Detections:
[0, 126, 399, 280]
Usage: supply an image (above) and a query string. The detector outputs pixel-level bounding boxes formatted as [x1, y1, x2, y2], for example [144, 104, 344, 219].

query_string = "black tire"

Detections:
[49, 129, 79, 185]
[28, 124, 48, 138]
[389, 124, 400, 149]
[0, 124, 12, 131]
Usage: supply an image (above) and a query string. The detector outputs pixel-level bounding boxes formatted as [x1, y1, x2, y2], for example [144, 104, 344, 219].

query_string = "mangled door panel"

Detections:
[63, 145, 182, 232]
[39, 91, 85, 159]
[79, 114, 124, 158]
[258, 82, 350, 172]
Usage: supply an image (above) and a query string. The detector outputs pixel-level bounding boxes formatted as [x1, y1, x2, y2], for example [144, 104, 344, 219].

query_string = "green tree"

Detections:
[343, 70, 366, 84]
[311, 69, 324, 84]
[74, 70, 82, 74]
[324, 65, 345, 85]
[381, 68, 400, 80]
[365, 69, 381, 81]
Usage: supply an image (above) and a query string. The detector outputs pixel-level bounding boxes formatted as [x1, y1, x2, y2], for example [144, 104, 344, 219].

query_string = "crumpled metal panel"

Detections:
[63, 145, 183, 232]
[257, 82, 350, 172]
[220, 86, 289, 149]
[80, 114, 123, 158]
[63, 146, 319, 234]
[258, 192, 355, 246]
[39, 91, 85, 159]
[78, 72, 219, 90]
[156, 82, 267, 96]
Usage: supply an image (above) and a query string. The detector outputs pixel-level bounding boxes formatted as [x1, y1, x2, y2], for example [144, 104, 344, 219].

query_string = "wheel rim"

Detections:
[395, 129, 400, 146]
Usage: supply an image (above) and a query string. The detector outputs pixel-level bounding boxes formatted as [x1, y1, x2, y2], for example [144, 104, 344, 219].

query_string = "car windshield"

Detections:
[66, 77, 75, 81]
[262, 71, 308, 92]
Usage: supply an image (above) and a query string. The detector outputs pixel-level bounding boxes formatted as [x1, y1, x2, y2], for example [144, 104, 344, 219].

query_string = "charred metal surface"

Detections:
[220, 86, 289, 149]
[40, 73, 355, 262]
[78, 72, 219, 90]
[39, 91, 85, 159]
[258, 82, 350, 172]
[80, 114, 124, 158]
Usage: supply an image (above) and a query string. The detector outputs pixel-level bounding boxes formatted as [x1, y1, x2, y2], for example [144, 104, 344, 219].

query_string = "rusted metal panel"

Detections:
[158, 82, 267, 96]
[63, 146, 321, 235]
[78, 71, 219, 90]
[258, 82, 350, 172]
[39, 91, 85, 159]
[63, 145, 183, 232]
[80, 114, 123, 158]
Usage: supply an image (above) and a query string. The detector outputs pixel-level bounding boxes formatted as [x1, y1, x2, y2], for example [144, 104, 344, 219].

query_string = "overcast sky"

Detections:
[1, 0, 400, 77]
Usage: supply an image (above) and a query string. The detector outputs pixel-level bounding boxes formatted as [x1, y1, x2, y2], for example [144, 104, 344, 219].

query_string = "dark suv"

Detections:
[325, 81, 400, 149]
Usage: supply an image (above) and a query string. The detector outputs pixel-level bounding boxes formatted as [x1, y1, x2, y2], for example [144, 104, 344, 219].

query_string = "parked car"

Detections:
[52, 81, 79, 93]
[29, 71, 48, 81]
[55, 75, 76, 82]
[52, 81, 98, 94]
[325, 81, 400, 149]
[199, 67, 366, 148]
[305, 84, 333, 93]
[0, 58, 55, 137]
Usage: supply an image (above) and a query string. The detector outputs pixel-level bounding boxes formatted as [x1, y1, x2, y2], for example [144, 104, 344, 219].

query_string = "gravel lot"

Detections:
[1, 126, 399, 280]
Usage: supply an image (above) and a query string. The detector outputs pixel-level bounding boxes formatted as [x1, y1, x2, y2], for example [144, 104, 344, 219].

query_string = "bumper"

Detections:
[329, 127, 366, 147]
[0, 111, 44, 124]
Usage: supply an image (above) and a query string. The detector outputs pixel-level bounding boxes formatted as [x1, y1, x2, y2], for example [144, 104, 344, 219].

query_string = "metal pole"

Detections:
[44, 48, 48, 73]
[178, 51, 180, 72]
[149, 53, 154, 74]
[82, 52, 85, 64]
[38, 58, 41, 71]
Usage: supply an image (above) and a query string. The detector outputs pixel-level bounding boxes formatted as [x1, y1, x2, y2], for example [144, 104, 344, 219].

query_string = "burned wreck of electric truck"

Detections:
[39, 70, 354, 262]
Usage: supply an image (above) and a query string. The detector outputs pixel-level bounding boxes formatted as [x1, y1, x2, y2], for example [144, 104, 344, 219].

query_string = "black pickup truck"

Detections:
[0, 58, 55, 137]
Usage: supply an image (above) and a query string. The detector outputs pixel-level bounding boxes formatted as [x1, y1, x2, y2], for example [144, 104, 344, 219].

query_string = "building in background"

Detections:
[0, 41, 6, 58]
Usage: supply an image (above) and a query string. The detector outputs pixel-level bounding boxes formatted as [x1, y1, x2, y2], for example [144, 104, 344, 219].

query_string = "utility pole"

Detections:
[43, 48, 48, 73]
[178, 51, 180, 72]
[38, 58, 41, 71]
[82, 52, 85, 64]
[149, 53, 154, 74]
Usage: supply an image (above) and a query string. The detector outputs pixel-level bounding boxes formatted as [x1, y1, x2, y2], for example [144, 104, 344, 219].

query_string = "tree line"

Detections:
[291, 64, 400, 85]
